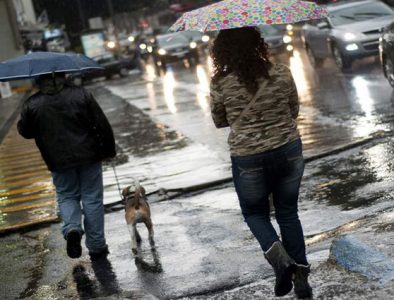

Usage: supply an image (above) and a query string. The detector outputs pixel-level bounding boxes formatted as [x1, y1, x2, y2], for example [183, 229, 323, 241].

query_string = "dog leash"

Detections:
[111, 160, 124, 200]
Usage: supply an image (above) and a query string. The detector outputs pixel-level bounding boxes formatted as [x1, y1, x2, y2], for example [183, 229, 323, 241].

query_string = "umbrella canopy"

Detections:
[169, 0, 328, 32]
[0, 51, 103, 82]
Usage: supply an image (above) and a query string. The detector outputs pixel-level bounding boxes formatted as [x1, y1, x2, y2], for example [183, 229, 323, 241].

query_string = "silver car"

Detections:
[301, 0, 394, 71]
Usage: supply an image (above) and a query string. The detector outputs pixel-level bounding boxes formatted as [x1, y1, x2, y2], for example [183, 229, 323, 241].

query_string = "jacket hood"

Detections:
[37, 76, 66, 95]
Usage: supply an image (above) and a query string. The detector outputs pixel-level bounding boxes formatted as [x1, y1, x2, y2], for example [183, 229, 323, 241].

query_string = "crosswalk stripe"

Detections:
[0, 157, 43, 168]
[0, 183, 54, 198]
[0, 175, 52, 189]
[0, 170, 50, 182]
[0, 192, 56, 205]
[0, 160, 46, 170]
[0, 165, 48, 177]
[0, 200, 56, 213]
[0, 122, 57, 232]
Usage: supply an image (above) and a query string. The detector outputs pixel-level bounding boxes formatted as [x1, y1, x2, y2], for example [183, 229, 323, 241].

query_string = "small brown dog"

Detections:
[122, 179, 155, 255]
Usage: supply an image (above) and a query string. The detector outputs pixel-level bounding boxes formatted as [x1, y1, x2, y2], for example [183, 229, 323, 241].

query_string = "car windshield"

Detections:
[156, 34, 188, 47]
[330, 2, 394, 26]
[181, 31, 203, 40]
[258, 25, 281, 36]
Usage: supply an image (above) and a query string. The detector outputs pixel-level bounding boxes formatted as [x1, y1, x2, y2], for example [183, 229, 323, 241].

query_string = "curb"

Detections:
[329, 235, 394, 285]
[104, 132, 393, 211]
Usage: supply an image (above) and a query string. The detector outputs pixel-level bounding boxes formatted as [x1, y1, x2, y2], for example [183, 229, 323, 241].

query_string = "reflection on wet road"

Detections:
[0, 124, 57, 233]
[107, 45, 394, 162]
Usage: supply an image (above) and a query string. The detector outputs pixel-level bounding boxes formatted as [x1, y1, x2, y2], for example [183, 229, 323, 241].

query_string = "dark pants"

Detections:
[231, 139, 308, 265]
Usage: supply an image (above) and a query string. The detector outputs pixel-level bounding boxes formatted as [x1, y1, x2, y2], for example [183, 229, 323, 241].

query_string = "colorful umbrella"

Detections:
[169, 0, 328, 32]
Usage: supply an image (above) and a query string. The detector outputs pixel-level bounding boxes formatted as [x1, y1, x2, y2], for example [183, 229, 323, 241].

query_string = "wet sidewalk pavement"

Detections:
[0, 92, 58, 233]
[1, 81, 394, 299]
[2, 135, 393, 300]
[0, 122, 57, 233]
[1, 49, 394, 298]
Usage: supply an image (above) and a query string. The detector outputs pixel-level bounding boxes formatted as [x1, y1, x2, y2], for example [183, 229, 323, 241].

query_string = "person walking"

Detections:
[209, 27, 312, 299]
[18, 73, 116, 260]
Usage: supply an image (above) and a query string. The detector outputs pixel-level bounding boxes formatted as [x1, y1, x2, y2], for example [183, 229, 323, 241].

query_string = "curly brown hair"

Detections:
[211, 27, 272, 94]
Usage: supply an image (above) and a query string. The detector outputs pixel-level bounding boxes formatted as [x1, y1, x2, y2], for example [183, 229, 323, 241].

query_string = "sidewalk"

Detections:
[0, 93, 58, 233]
[1, 86, 394, 299]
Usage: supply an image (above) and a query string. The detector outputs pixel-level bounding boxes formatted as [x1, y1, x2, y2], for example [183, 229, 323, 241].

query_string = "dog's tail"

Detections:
[133, 177, 145, 210]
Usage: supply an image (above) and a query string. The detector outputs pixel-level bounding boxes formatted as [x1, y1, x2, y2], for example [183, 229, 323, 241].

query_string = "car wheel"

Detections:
[332, 45, 352, 72]
[384, 58, 394, 88]
[306, 46, 324, 68]
[119, 67, 129, 77]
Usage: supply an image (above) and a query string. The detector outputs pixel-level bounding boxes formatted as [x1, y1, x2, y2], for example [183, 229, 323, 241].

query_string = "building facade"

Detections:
[0, 0, 24, 62]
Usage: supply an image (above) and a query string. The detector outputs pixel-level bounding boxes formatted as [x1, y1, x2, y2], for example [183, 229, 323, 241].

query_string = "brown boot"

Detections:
[293, 264, 313, 299]
[264, 241, 296, 297]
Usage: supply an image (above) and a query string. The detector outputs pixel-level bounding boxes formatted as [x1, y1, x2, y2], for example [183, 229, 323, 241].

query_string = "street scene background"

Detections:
[1, 0, 394, 299]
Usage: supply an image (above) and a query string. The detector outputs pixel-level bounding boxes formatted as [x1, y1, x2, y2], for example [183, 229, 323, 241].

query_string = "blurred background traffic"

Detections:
[0, 0, 393, 94]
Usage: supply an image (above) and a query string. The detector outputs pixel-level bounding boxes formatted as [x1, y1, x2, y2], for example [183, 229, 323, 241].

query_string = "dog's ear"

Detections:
[122, 187, 129, 198]
[140, 186, 146, 196]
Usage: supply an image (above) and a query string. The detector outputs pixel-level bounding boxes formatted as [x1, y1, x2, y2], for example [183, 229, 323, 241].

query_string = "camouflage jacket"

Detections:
[210, 63, 300, 156]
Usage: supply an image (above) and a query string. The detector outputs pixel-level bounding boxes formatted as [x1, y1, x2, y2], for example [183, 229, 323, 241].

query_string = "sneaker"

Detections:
[89, 245, 109, 261]
[66, 231, 82, 259]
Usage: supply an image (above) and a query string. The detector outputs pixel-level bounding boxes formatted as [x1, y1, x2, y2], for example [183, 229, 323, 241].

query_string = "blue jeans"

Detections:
[231, 139, 308, 265]
[51, 162, 106, 253]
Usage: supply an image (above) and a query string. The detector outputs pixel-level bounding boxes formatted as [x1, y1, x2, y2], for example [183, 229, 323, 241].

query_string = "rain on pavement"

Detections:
[101, 44, 394, 204]
[0, 124, 57, 233]
[1, 38, 393, 231]
[2, 33, 394, 299]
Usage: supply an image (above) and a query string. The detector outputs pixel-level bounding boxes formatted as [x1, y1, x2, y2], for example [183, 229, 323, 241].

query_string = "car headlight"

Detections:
[202, 35, 210, 43]
[190, 41, 197, 49]
[283, 35, 292, 44]
[128, 36, 135, 42]
[345, 43, 359, 51]
[107, 41, 116, 49]
[139, 43, 147, 50]
[147, 46, 153, 53]
[343, 32, 357, 41]
[158, 48, 167, 55]
[286, 24, 293, 31]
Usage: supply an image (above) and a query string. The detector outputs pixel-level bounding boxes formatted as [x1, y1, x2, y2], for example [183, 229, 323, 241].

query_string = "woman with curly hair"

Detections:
[210, 27, 312, 299]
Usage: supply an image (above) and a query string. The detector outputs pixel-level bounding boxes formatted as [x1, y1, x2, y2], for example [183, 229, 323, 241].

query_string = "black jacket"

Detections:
[17, 85, 116, 171]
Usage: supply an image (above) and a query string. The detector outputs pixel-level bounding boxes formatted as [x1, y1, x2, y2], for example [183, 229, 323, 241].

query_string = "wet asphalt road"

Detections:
[2, 39, 394, 299]
[72, 41, 394, 299]
[106, 46, 394, 161]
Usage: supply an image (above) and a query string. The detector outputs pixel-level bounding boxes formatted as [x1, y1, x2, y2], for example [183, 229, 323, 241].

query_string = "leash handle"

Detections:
[111, 161, 124, 201]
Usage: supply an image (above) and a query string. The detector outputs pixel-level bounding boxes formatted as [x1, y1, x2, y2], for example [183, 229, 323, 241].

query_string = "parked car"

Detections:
[72, 53, 139, 85]
[380, 21, 394, 87]
[258, 25, 294, 59]
[151, 32, 200, 71]
[301, 0, 394, 71]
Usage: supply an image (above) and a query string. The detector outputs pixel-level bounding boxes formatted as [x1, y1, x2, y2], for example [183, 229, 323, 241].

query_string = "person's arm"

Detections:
[85, 90, 116, 158]
[17, 101, 35, 139]
[286, 67, 299, 119]
[210, 82, 229, 128]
